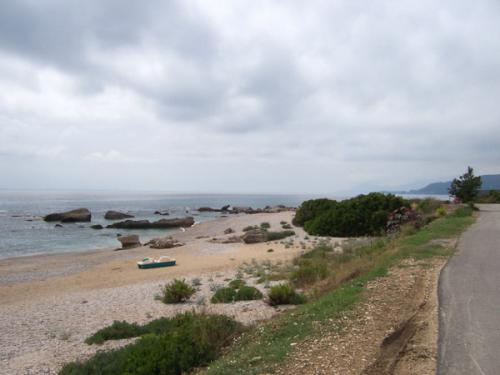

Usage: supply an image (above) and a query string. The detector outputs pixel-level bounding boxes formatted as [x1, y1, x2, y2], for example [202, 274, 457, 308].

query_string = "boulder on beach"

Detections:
[104, 210, 134, 220]
[44, 208, 91, 223]
[117, 234, 141, 249]
[145, 236, 184, 249]
[224, 228, 234, 234]
[242, 228, 268, 244]
[91, 224, 103, 230]
[106, 216, 195, 229]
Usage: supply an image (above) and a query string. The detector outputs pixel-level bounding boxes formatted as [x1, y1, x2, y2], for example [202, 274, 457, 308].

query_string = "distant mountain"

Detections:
[405, 174, 500, 195]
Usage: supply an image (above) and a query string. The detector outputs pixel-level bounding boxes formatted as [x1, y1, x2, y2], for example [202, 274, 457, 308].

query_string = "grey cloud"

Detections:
[1, 1, 500, 193]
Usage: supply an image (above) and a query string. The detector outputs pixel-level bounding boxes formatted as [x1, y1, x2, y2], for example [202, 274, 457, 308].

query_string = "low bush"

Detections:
[292, 259, 329, 286]
[243, 225, 258, 232]
[260, 222, 271, 229]
[228, 279, 246, 289]
[85, 321, 145, 345]
[62, 313, 244, 375]
[453, 206, 473, 217]
[414, 198, 444, 214]
[162, 279, 196, 304]
[266, 230, 295, 241]
[211, 287, 237, 303]
[436, 207, 447, 217]
[281, 223, 292, 229]
[296, 193, 408, 237]
[235, 286, 263, 301]
[268, 284, 306, 306]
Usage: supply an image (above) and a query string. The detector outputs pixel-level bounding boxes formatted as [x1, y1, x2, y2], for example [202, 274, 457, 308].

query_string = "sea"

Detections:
[0, 191, 327, 260]
[0, 191, 449, 260]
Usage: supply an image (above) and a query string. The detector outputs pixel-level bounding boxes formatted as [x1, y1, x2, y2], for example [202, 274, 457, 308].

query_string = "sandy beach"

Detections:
[0, 211, 335, 375]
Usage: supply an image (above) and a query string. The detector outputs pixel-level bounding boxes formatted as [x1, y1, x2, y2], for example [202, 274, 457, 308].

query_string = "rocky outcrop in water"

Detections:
[44, 208, 91, 223]
[116, 234, 141, 249]
[107, 217, 195, 229]
[104, 211, 134, 220]
[91, 224, 103, 230]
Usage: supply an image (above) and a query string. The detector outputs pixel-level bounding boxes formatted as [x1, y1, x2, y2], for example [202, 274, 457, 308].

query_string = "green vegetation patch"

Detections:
[161, 279, 196, 304]
[63, 313, 244, 375]
[202, 209, 475, 375]
[228, 279, 246, 289]
[211, 287, 237, 303]
[266, 230, 295, 241]
[295, 193, 408, 237]
[268, 284, 306, 306]
[235, 286, 263, 301]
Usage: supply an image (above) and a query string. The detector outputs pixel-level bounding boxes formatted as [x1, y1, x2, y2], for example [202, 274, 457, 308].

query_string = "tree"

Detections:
[448, 166, 482, 203]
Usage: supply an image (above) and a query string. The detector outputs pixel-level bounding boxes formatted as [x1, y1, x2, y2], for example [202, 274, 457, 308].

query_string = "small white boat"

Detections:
[137, 256, 176, 269]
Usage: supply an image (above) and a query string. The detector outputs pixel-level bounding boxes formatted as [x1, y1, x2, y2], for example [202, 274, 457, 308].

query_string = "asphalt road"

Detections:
[438, 204, 500, 375]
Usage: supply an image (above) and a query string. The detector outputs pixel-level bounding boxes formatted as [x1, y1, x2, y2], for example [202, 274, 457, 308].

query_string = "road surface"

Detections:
[438, 204, 500, 375]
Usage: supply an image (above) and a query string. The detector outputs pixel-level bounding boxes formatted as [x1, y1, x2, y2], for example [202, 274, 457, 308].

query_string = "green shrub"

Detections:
[297, 193, 408, 237]
[292, 259, 329, 286]
[235, 286, 263, 301]
[415, 198, 444, 214]
[436, 207, 447, 217]
[211, 287, 237, 303]
[260, 222, 271, 229]
[281, 223, 292, 229]
[268, 284, 306, 306]
[280, 221, 287, 225]
[243, 225, 258, 232]
[266, 230, 295, 241]
[85, 321, 145, 345]
[228, 279, 246, 289]
[162, 279, 196, 304]
[61, 313, 244, 375]
[453, 207, 473, 217]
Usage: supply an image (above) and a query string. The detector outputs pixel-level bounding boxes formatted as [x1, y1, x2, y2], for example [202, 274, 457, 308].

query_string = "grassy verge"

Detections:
[202, 210, 474, 375]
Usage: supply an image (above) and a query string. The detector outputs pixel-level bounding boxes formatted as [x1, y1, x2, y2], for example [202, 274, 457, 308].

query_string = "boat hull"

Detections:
[138, 260, 176, 269]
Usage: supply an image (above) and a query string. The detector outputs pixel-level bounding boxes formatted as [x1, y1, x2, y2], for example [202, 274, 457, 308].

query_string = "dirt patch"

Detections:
[275, 258, 446, 375]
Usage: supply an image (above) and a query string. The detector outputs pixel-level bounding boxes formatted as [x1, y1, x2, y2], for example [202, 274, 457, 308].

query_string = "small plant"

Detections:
[267, 248, 274, 253]
[260, 222, 271, 229]
[268, 284, 306, 306]
[235, 286, 263, 301]
[281, 223, 292, 229]
[191, 277, 202, 286]
[291, 259, 329, 286]
[86, 321, 145, 345]
[243, 225, 258, 232]
[436, 207, 447, 217]
[228, 279, 246, 289]
[266, 230, 295, 241]
[211, 287, 237, 303]
[161, 279, 195, 304]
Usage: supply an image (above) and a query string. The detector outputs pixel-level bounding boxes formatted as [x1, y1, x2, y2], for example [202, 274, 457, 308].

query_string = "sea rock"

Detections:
[154, 210, 170, 216]
[221, 205, 231, 211]
[104, 210, 134, 220]
[145, 236, 184, 249]
[44, 208, 91, 223]
[107, 216, 195, 229]
[91, 224, 103, 230]
[55, 224, 63, 228]
[242, 229, 268, 244]
[224, 228, 234, 234]
[117, 234, 141, 249]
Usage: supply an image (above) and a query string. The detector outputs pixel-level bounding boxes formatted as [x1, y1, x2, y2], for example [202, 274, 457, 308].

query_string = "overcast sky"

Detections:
[1, 0, 499, 194]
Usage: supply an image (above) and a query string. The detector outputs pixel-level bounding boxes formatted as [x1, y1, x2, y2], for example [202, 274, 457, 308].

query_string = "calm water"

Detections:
[0, 191, 324, 259]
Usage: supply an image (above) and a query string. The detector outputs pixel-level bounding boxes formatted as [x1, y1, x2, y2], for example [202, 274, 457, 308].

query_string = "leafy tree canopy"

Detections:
[448, 166, 482, 203]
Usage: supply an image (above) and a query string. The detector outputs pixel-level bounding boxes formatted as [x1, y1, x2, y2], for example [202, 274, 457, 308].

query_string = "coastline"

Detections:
[0, 211, 338, 374]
